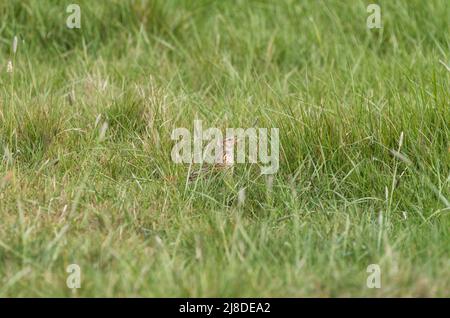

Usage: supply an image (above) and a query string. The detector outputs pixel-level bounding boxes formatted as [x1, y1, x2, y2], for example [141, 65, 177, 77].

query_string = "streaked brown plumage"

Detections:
[188, 136, 236, 181]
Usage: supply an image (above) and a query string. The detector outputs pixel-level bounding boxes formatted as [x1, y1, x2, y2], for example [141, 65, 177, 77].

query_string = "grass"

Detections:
[0, 0, 449, 297]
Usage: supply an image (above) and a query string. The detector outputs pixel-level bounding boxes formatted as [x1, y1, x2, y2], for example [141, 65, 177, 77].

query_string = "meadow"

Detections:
[0, 0, 448, 297]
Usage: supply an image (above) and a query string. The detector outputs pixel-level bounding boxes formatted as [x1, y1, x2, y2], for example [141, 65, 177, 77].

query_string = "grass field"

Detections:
[0, 0, 449, 297]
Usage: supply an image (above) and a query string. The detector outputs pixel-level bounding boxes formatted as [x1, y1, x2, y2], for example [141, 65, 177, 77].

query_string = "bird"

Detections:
[188, 136, 237, 181]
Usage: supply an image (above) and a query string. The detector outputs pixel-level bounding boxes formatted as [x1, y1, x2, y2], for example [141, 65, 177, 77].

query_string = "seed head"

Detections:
[6, 60, 13, 73]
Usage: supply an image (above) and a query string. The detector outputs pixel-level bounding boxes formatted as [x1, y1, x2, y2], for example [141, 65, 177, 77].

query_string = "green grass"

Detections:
[0, 0, 449, 297]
